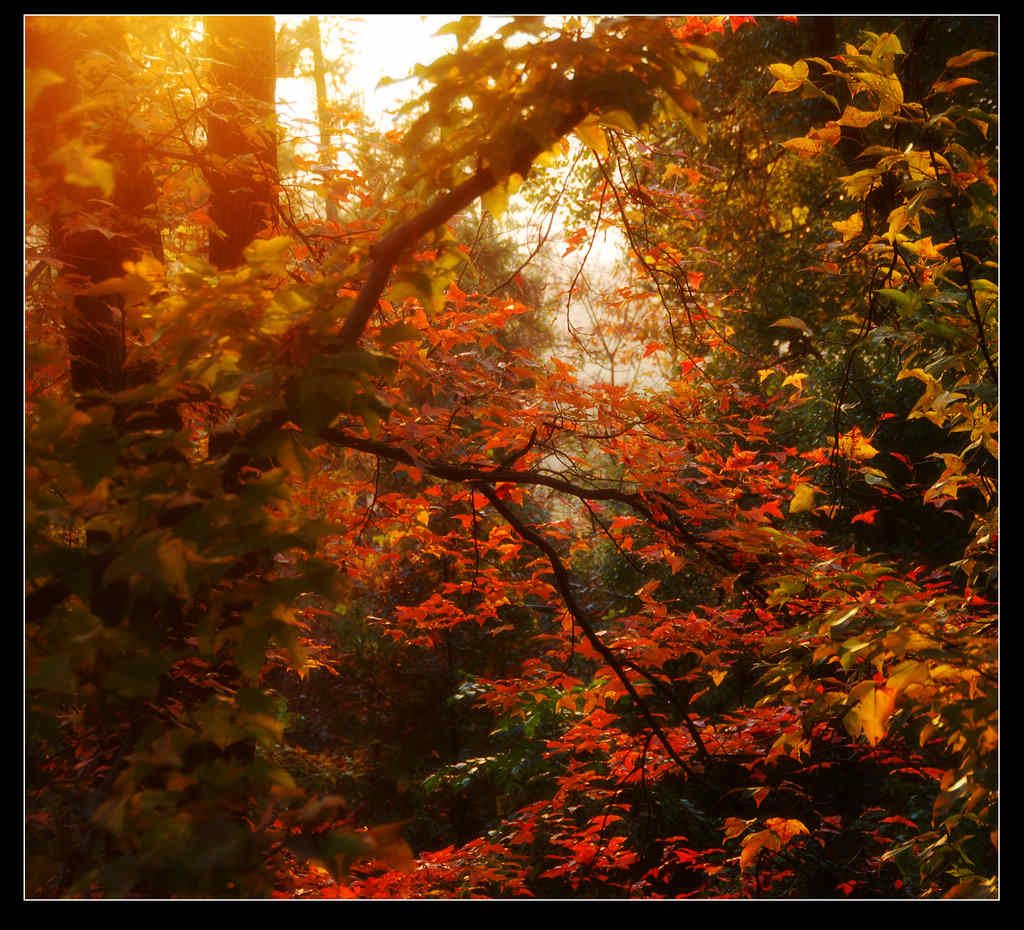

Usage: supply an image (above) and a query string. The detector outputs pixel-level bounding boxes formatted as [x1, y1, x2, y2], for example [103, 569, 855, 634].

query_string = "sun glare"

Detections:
[276, 14, 462, 129]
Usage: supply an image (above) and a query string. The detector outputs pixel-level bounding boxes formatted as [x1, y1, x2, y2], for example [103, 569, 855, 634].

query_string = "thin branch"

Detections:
[927, 147, 997, 384]
[488, 145, 583, 297]
[476, 482, 701, 781]
[319, 424, 765, 599]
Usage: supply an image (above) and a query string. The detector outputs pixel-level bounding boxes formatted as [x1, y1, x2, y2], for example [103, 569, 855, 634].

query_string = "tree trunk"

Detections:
[204, 15, 279, 269]
[309, 16, 340, 225]
[27, 16, 163, 399]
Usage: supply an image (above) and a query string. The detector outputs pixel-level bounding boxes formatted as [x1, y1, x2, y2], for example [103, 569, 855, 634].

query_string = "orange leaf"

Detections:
[945, 49, 996, 69]
[931, 77, 980, 94]
[739, 829, 780, 871]
[765, 817, 810, 843]
[837, 105, 881, 128]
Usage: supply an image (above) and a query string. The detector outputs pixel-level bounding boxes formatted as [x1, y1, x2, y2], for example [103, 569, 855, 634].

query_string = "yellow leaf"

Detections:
[781, 136, 822, 158]
[837, 428, 879, 461]
[811, 122, 842, 146]
[837, 105, 881, 129]
[723, 817, 751, 840]
[844, 683, 897, 746]
[51, 139, 115, 197]
[902, 236, 946, 260]
[840, 168, 884, 199]
[767, 60, 809, 94]
[123, 253, 166, 284]
[481, 173, 522, 222]
[482, 182, 509, 221]
[782, 372, 807, 391]
[245, 235, 294, 268]
[855, 71, 903, 115]
[790, 483, 816, 514]
[739, 829, 780, 871]
[599, 108, 639, 133]
[157, 535, 191, 600]
[661, 162, 688, 184]
[885, 659, 930, 698]
[771, 316, 811, 333]
[832, 212, 863, 242]
[884, 204, 919, 243]
[26, 67, 65, 111]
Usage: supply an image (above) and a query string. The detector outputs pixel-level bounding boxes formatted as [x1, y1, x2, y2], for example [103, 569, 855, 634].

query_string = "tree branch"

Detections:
[337, 106, 589, 349]
[319, 424, 766, 601]
[475, 482, 702, 780]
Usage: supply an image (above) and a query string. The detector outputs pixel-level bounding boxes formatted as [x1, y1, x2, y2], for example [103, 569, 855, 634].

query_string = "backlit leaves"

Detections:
[844, 682, 897, 746]
[768, 59, 808, 93]
[25, 13, 997, 902]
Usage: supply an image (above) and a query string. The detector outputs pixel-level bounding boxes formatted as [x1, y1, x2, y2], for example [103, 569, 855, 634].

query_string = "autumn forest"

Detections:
[25, 14, 998, 899]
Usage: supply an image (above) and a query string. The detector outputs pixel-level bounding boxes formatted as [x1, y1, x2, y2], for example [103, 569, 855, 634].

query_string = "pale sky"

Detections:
[271, 13, 641, 382]
[275, 13, 628, 307]
[276, 14, 474, 129]
[347, 14, 462, 126]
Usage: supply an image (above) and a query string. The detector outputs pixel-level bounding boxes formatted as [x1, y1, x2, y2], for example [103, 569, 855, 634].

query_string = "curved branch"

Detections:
[337, 106, 589, 349]
[475, 482, 702, 781]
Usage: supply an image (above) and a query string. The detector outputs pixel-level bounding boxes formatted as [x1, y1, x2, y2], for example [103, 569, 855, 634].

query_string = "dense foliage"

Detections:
[25, 14, 997, 899]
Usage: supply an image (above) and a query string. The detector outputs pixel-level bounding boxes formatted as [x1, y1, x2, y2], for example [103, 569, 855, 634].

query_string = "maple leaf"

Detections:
[844, 683, 898, 746]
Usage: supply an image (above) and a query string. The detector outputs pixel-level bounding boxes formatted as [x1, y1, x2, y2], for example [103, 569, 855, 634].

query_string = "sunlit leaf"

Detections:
[771, 316, 811, 333]
[844, 683, 897, 746]
[574, 116, 609, 157]
[837, 428, 879, 461]
[790, 483, 817, 513]
[946, 49, 996, 69]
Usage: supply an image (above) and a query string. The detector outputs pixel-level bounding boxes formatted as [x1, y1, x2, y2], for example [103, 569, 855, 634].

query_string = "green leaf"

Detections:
[103, 654, 170, 699]
[376, 322, 423, 348]
[28, 654, 77, 695]
[236, 625, 271, 682]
